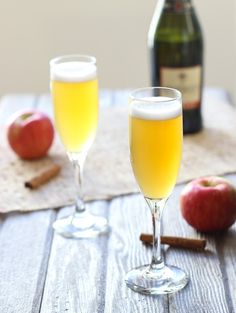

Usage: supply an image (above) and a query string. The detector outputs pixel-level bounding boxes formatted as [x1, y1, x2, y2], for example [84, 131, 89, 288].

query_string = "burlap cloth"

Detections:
[1, 94, 236, 213]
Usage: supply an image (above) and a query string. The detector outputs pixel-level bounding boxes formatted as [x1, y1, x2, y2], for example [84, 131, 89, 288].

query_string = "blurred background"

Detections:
[0, 0, 235, 100]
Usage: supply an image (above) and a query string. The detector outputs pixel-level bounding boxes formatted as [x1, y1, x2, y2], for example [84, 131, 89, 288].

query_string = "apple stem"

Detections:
[145, 197, 167, 271]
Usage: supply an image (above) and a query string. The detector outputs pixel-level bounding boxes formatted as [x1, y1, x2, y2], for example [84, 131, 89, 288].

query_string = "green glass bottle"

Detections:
[148, 0, 204, 134]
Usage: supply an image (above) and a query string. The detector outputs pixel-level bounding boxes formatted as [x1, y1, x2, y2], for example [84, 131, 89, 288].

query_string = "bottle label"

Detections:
[160, 66, 202, 110]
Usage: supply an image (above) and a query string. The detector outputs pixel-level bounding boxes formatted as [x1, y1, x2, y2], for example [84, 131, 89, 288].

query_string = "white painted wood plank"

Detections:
[0, 94, 37, 125]
[40, 201, 109, 313]
[36, 94, 53, 118]
[103, 184, 233, 312]
[99, 89, 114, 107]
[164, 184, 230, 313]
[215, 174, 236, 312]
[0, 94, 57, 313]
[104, 195, 167, 313]
[113, 89, 131, 106]
[0, 89, 234, 313]
[0, 210, 56, 313]
[202, 87, 232, 107]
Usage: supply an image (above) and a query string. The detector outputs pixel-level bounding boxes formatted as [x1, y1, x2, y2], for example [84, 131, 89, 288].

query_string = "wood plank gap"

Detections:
[32, 210, 57, 313]
[0, 214, 8, 233]
[215, 237, 235, 313]
[162, 216, 170, 313]
[95, 201, 111, 313]
[166, 295, 170, 313]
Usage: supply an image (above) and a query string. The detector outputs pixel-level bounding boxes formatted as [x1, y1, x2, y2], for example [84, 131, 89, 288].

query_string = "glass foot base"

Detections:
[125, 264, 188, 295]
[53, 210, 108, 238]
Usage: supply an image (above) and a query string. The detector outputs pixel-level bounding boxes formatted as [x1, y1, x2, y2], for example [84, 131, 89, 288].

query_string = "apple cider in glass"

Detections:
[126, 87, 188, 295]
[51, 61, 98, 153]
[130, 97, 182, 199]
[50, 55, 107, 238]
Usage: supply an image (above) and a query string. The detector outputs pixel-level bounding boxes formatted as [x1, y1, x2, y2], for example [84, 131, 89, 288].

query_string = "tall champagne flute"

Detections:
[50, 55, 108, 238]
[126, 87, 188, 294]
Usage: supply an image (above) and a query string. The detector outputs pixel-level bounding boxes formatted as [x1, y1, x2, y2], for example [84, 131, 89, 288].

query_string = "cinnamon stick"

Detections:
[25, 163, 61, 189]
[140, 233, 206, 251]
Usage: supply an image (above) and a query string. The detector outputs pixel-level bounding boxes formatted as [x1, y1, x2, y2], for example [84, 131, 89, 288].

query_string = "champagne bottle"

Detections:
[148, 0, 203, 134]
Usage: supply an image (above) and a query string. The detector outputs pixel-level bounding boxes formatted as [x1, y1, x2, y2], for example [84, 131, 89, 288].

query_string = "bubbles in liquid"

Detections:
[130, 96, 182, 120]
[50, 61, 97, 82]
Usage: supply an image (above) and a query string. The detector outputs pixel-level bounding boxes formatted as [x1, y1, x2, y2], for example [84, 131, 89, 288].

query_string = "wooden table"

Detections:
[0, 88, 236, 312]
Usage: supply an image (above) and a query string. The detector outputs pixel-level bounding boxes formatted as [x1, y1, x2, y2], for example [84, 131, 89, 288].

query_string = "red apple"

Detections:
[7, 110, 54, 160]
[180, 176, 236, 232]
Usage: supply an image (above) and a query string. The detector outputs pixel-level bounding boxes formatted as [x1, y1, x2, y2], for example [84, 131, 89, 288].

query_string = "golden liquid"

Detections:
[51, 78, 98, 152]
[130, 114, 182, 199]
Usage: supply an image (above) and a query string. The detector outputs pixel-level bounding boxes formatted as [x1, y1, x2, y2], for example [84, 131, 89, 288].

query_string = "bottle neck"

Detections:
[164, 0, 193, 12]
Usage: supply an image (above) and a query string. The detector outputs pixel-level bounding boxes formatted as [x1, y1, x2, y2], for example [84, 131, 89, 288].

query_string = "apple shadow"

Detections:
[214, 227, 236, 251]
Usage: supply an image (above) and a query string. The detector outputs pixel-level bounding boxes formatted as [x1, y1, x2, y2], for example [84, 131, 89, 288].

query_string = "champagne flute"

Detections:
[50, 54, 108, 238]
[126, 87, 188, 294]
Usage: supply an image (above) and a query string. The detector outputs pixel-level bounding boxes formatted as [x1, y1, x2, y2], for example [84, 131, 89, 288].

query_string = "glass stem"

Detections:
[68, 152, 87, 213]
[146, 197, 167, 271]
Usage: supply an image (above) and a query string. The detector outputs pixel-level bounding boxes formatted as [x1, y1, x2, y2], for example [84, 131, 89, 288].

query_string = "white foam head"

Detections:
[130, 96, 182, 120]
[50, 61, 97, 82]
